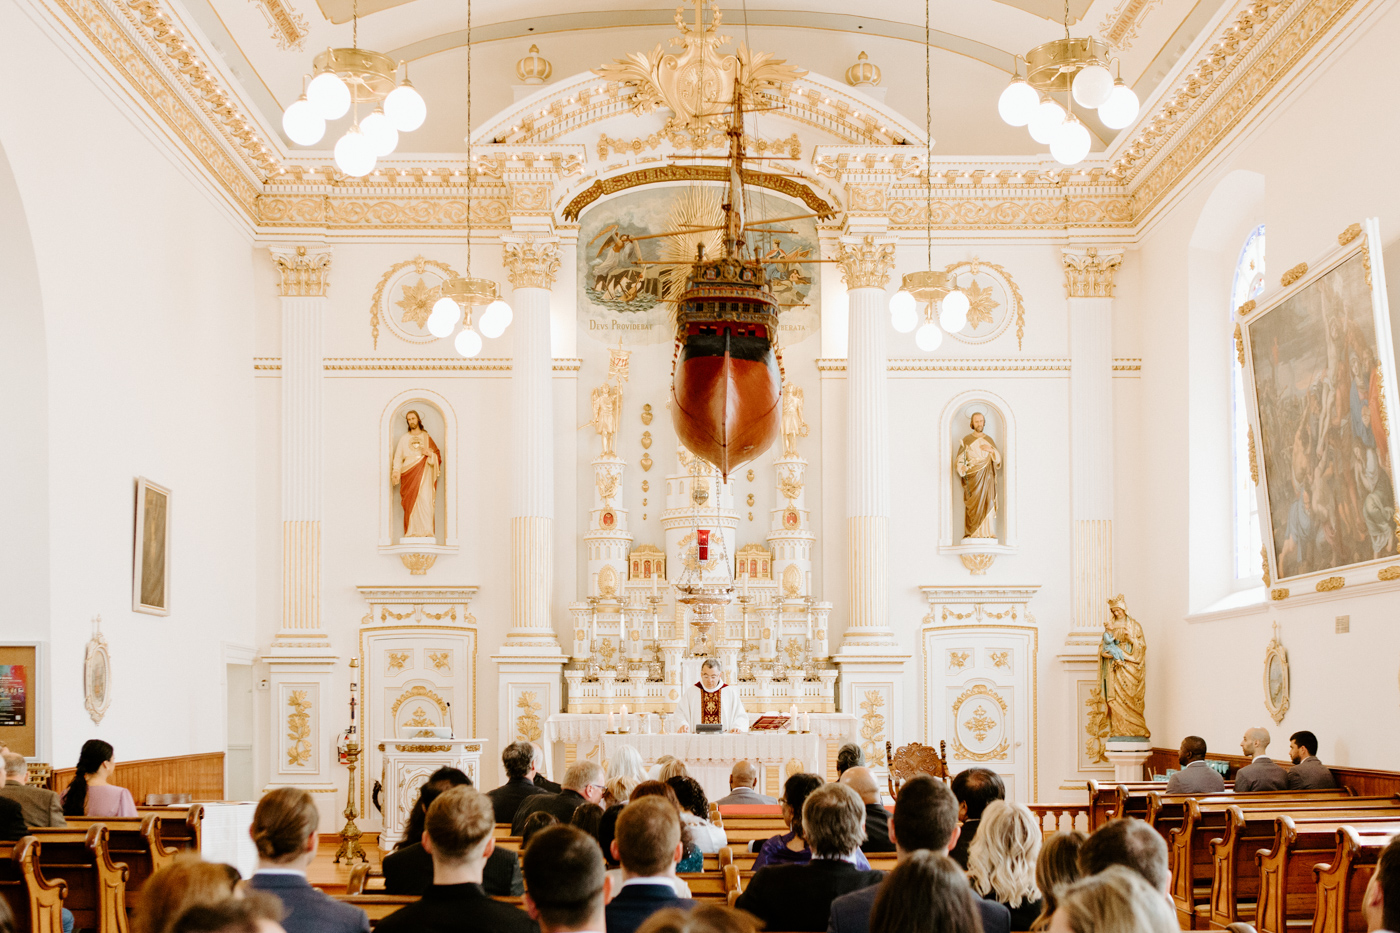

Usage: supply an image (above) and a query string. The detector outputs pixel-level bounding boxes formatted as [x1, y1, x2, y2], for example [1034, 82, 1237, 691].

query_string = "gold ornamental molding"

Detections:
[1237, 299, 1257, 317]
[838, 235, 896, 290]
[561, 166, 836, 223]
[1062, 247, 1125, 298]
[1280, 262, 1309, 287]
[256, 194, 511, 230]
[269, 245, 333, 297]
[1379, 566, 1400, 581]
[1315, 576, 1345, 592]
[1247, 425, 1259, 484]
[1270, 587, 1290, 600]
[887, 193, 1133, 232]
[503, 236, 562, 290]
[1339, 222, 1363, 246]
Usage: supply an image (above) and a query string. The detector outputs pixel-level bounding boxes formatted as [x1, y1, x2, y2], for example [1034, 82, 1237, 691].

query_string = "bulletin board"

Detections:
[0, 645, 38, 756]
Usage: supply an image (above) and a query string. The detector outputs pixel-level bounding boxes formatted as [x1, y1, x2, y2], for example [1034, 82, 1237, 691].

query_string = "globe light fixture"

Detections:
[997, 76, 1039, 127]
[915, 322, 944, 352]
[1098, 78, 1141, 130]
[454, 327, 484, 358]
[333, 125, 376, 177]
[938, 288, 970, 333]
[307, 69, 350, 120]
[427, 298, 459, 338]
[1027, 99, 1066, 145]
[1071, 63, 1114, 109]
[359, 109, 398, 157]
[384, 80, 427, 132]
[888, 289, 918, 333]
[282, 93, 326, 145]
[1050, 115, 1092, 165]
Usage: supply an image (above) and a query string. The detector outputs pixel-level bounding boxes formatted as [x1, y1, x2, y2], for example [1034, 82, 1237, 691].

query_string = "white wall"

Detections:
[0, 1, 257, 769]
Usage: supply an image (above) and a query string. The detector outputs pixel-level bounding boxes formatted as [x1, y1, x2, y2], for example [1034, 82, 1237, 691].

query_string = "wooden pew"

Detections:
[1256, 818, 1398, 933]
[0, 837, 67, 933]
[1311, 827, 1393, 933]
[330, 894, 416, 925]
[1149, 789, 1355, 836]
[30, 825, 129, 933]
[1210, 807, 1400, 928]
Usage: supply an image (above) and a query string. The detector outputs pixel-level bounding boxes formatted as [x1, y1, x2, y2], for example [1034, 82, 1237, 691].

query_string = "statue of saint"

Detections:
[590, 382, 622, 456]
[781, 385, 809, 456]
[390, 410, 441, 538]
[955, 412, 1001, 539]
[1100, 595, 1150, 739]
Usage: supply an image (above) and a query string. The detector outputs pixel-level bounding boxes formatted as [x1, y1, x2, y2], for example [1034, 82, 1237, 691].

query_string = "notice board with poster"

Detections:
[0, 645, 37, 756]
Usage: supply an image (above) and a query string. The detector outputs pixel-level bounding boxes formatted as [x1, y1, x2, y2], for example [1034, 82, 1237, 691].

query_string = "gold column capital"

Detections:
[1062, 246, 1125, 298]
[838, 235, 896, 290]
[504, 235, 561, 290]
[269, 245, 333, 297]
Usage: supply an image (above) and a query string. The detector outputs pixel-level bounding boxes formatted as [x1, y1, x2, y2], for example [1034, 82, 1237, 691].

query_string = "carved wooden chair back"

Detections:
[885, 740, 950, 798]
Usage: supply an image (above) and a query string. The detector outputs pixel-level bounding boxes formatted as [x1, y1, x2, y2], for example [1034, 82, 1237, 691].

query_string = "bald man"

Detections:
[715, 760, 779, 806]
[839, 766, 894, 853]
[1235, 727, 1288, 791]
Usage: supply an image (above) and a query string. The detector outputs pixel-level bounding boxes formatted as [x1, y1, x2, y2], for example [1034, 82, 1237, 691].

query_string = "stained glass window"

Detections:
[1231, 225, 1266, 580]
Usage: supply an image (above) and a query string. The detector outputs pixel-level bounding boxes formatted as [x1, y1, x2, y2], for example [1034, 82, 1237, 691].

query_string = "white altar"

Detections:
[378, 737, 486, 849]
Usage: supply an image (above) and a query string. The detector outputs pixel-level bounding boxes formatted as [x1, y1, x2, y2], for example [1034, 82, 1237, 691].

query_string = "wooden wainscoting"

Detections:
[1142, 747, 1400, 796]
[50, 752, 225, 802]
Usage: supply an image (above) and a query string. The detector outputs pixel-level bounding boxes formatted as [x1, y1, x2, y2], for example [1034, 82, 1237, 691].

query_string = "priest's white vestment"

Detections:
[677, 681, 749, 732]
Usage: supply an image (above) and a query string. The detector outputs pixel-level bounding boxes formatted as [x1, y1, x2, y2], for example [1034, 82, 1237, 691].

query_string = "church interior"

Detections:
[4, 0, 1400, 928]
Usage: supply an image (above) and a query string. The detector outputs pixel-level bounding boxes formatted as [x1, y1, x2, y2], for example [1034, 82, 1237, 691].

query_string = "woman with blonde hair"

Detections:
[658, 759, 689, 782]
[607, 745, 647, 786]
[1032, 830, 1087, 930]
[1049, 865, 1178, 933]
[136, 855, 241, 933]
[967, 799, 1043, 930]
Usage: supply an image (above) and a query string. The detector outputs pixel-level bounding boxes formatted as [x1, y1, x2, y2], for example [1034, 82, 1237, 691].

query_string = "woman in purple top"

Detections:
[61, 740, 137, 818]
[751, 772, 871, 871]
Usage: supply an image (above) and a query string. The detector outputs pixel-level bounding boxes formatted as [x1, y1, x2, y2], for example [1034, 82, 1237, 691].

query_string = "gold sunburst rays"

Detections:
[659, 187, 724, 325]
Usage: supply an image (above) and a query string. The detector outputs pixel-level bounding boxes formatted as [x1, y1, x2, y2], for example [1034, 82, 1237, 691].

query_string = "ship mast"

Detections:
[722, 80, 746, 260]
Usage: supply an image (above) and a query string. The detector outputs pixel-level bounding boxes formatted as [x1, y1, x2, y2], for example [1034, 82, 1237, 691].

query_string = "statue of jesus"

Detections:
[390, 410, 441, 538]
[956, 412, 1001, 539]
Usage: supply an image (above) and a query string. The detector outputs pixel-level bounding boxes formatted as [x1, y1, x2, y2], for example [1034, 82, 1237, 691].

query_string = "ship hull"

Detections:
[672, 339, 781, 479]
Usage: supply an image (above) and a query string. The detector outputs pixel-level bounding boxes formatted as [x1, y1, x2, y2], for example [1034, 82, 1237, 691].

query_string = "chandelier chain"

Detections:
[925, 0, 931, 271]
[465, 0, 472, 271]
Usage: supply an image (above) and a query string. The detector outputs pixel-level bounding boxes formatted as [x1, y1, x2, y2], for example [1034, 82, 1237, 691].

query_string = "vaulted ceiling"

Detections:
[172, 0, 1232, 157]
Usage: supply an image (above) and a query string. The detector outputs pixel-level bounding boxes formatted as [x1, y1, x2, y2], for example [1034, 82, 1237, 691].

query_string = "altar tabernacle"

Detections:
[677, 659, 749, 733]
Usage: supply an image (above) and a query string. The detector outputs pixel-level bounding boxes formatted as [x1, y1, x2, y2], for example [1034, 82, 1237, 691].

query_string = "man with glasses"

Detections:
[511, 761, 605, 836]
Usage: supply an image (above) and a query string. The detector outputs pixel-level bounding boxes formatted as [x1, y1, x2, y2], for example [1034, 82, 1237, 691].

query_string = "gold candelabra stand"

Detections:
[334, 739, 367, 864]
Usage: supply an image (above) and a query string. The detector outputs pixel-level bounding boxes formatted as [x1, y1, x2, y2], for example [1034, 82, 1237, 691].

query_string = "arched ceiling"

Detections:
[173, 0, 1230, 159]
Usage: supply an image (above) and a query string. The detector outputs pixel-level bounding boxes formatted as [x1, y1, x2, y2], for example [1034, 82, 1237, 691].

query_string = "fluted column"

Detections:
[838, 235, 896, 647]
[503, 234, 563, 651]
[1063, 247, 1125, 644]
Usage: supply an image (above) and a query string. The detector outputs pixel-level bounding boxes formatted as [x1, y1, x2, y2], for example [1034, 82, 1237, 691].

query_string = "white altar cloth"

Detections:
[600, 732, 828, 804]
[547, 713, 858, 746]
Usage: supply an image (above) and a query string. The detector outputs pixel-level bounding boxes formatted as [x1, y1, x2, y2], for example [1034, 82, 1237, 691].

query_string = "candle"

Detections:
[608, 711, 616, 732]
[803, 712, 811, 732]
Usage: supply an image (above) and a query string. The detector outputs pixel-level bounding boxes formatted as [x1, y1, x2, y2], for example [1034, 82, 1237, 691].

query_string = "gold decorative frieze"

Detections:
[1339, 223, 1363, 246]
[838, 235, 896, 290]
[256, 194, 510, 230]
[503, 236, 562, 290]
[286, 690, 312, 767]
[562, 166, 835, 223]
[269, 246, 333, 297]
[399, 553, 436, 575]
[887, 193, 1133, 231]
[1270, 588, 1290, 601]
[1379, 566, 1400, 581]
[1062, 247, 1124, 298]
[1281, 262, 1309, 287]
[1247, 426, 1259, 485]
[1315, 576, 1345, 592]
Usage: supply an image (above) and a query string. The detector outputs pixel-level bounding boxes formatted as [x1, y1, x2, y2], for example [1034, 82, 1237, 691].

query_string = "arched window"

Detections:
[1232, 225, 1266, 580]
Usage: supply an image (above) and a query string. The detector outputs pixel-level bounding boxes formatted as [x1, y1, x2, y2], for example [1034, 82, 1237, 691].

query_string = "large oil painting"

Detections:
[1247, 240, 1398, 580]
[133, 477, 171, 615]
[578, 185, 821, 346]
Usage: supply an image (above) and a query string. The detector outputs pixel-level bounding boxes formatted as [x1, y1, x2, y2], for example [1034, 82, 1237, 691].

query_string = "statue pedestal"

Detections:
[1104, 739, 1152, 783]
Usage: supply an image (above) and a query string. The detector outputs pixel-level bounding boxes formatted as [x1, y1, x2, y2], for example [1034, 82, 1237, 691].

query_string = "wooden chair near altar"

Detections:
[885, 740, 950, 798]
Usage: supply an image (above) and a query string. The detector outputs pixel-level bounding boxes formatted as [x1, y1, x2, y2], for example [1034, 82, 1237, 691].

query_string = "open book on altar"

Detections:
[749, 715, 792, 732]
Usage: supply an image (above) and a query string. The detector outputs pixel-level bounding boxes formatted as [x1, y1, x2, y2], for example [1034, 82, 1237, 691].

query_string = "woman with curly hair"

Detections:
[967, 800, 1043, 930]
[665, 775, 727, 853]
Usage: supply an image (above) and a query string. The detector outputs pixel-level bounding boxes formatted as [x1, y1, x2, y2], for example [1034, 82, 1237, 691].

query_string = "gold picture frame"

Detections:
[133, 477, 171, 616]
[84, 617, 110, 726]
[1263, 623, 1290, 725]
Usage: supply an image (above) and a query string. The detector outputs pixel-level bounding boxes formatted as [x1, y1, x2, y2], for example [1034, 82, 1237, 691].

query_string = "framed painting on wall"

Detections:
[1239, 218, 1400, 593]
[133, 477, 171, 615]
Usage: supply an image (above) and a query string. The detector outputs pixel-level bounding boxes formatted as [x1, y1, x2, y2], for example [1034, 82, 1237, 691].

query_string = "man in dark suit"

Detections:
[1287, 731, 1339, 789]
[1078, 816, 1171, 896]
[376, 786, 537, 933]
[383, 768, 521, 897]
[532, 745, 562, 795]
[838, 766, 893, 853]
[1235, 727, 1289, 791]
[489, 741, 552, 824]
[524, 825, 611, 933]
[736, 782, 884, 932]
[949, 767, 1005, 868]
[1164, 736, 1226, 794]
[245, 787, 370, 933]
[604, 797, 695, 933]
[827, 775, 1011, 933]
[512, 761, 604, 836]
[0, 753, 65, 828]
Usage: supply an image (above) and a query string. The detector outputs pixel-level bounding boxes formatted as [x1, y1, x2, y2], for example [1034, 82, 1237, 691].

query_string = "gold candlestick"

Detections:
[334, 740, 367, 864]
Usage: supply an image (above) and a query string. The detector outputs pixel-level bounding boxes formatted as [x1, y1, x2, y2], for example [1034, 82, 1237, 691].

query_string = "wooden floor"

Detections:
[308, 835, 384, 894]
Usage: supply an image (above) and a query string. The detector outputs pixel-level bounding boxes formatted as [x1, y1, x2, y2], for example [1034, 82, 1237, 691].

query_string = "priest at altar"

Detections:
[678, 659, 749, 733]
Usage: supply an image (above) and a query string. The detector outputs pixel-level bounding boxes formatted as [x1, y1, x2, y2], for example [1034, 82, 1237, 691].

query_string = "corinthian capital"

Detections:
[838, 235, 896, 290]
[1062, 247, 1125, 298]
[269, 245, 333, 298]
[503, 235, 562, 290]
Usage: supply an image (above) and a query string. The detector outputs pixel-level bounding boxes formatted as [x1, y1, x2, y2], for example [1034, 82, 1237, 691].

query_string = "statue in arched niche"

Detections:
[955, 411, 1001, 540]
[391, 409, 441, 539]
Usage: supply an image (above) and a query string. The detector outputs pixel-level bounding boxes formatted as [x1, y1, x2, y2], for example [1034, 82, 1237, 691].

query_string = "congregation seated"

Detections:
[171, 893, 286, 933]
[246, 786, 370, 933]
[377, 785, 536, 933]
[1049, 865, 1177, 933]
[1031, 829, 1086, 930]
[523, 825, 609, 933]
[658, 760, 688, 783]
[630, 781, 702, 875]
[137, 855, 242, 933]
[1287, 729, 1339, 789]
[571, 802, 605, 839]
[835, 744, 864, 778]
[1076, 817, 1170, 897]
[604, 797, 696, 933]
[0, 751, 64, 827]
[512, 761, 605, 836]
[967, 800, 1044, 930]
[714, 760, 777, 806]
[666, 776, 726, 854]
[1362, 834, 1400, 932]
[1235, 727, 1289, 791]
[488, 741, 552, 824]
[533, 744, 562, 795]
[838, 766, 893, 853]
[646, 755, 678, 782]
[868, 851, 984, 933]
[61, 739, 137, 818]
[605, 747, 648, 807]
[635, 904, 759, 933]
[385, 766, 522, 897]
[521, 812, 560, 852]
[949, 767, 1005, 868]
[734, 782, 884, 932]
[1164, 735, 1225, 793]
[828, 774, 1010, 933]
[0, 765, 26, 842]
[752, 772, 873, 871]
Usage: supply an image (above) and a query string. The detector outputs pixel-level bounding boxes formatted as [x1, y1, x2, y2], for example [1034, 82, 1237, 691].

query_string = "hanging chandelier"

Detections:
[995, 2, 1140, 165]
[887, 0, 970, 352]
[280, 0, 425, 176]
[423, 0, 509, 358]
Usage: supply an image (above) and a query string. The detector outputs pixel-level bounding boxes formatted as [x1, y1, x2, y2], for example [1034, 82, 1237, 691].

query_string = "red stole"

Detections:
[696, 682, 723, 725]
[399, 433, 443, 534]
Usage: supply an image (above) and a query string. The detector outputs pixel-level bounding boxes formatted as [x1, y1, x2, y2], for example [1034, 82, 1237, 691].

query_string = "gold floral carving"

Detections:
[1262, 546, 1271, 587]
[1235, 324, 1246, 366]
[945, 258, 1026, 350]
[386, 651, 410, 674]
[960, 554, 996, 575]
[270, 246, 332, 298]
[598, 639, 616, 666]
[1270, 588, 1290, 601]
[286, 690, 312, 767]
[563, 166, 835, 223]
[428, 651, 451, 673]
[249, 0, 308, 50]
[948, 651, 970, 671]
[1063, 247, 1124, 298]
[951, 684, 1010, 762]
[838, 236, 896, 290]
[1238, 299, 1257, 317]
[406, 709, 433, 730]
[1379, 566, 1400, 581]
[516, 692, 544, 743]
[963, 704, 997, 743]
[1339, 223, 1363, 246]
[1315, 576, 1345, 592]
[991, 651, 1011, 670]
[858, 690, 887, 766]
[503, 236, 562, 290]
[1247, 426, 1259, 485]
[1084, 686, 1109, 764]
[400, 554, 437, 575]
[782, 564, 802, 597]
[369, 256, 458, 349]
[1281, 263, 1309, 287]
[256, 195, 510, 230]
[390, 685, 448, 718]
